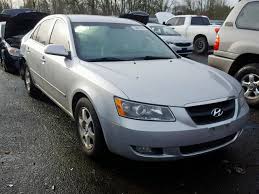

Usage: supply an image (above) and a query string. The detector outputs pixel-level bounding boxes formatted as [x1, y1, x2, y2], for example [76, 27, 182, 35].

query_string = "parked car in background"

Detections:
[210, 20, 224, 26]
[21, 15, 249, 161]
[165, 15, 220, 54]
[148, 16, 159, 24]
[120, 11, 149, 25]
[1, 8, 33, 16]
[155, 12, 174, 24]
[0, 10, 47, 73]
[147, 23, 193, 57]
[209, 0, 259, 107]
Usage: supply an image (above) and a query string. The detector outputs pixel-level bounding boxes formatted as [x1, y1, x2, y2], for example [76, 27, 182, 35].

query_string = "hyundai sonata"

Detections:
[20, 15, 249, 161]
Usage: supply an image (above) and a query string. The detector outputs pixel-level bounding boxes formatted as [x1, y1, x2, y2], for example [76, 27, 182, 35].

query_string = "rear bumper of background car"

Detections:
[208, 54, 234, 73]
[100, 100, 249, 161]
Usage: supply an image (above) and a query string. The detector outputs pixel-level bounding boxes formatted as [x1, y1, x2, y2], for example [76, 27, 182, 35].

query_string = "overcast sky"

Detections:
[11, 0, 239, 8]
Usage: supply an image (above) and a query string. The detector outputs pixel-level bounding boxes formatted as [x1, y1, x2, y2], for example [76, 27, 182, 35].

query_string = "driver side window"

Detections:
[50, 19, 70, 51]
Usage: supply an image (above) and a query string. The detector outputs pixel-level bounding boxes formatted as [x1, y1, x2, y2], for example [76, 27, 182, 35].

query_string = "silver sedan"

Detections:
[20, 14, 249, 161]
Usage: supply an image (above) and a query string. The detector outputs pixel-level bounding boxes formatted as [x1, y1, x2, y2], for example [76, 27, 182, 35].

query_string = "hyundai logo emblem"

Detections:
[211, 108, 224, 118]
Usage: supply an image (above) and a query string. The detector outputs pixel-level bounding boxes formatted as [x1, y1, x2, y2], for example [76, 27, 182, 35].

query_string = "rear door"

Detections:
[219, 1, 259, 54]
[43, 19, 71, 109]
[25, 19, 55, 89]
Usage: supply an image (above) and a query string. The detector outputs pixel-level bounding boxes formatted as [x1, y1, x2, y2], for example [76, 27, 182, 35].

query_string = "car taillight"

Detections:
[214, 34, 220, 51]
[215, 27, 220, 33]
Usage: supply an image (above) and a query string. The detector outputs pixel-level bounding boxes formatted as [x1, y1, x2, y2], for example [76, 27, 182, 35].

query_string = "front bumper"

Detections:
[208, 54, 234, 73]
[101, 101, 249, 161]
[169, 44, 193, 55]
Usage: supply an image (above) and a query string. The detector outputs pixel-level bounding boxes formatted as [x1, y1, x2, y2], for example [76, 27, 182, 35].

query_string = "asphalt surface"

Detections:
[0, 54, 259, 194]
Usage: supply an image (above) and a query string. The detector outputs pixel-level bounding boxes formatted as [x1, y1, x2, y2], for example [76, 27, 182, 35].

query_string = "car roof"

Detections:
[173, 15, 208, 18]
[67, 15, 141, 25]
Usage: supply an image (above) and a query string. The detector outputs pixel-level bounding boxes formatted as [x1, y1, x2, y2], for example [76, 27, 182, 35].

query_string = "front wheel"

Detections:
[235, 63, 259, 107]
[75, 98, 107, 158]
[24, 65, 40, 97]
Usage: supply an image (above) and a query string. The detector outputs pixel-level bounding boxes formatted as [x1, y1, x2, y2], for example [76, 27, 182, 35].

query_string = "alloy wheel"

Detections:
[241, 73, 259, 100]
[25, 68, 31, 92]
[78, 107, 95, 150]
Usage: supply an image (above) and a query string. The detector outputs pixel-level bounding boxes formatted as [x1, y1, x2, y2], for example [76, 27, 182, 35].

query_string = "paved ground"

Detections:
[0, 54, 259, 194]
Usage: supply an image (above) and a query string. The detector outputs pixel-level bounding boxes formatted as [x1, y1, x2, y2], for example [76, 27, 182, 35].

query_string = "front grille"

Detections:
[186, 99, 235, 125]
[180, 133, 237, 155]
[175, 43, 191, 47]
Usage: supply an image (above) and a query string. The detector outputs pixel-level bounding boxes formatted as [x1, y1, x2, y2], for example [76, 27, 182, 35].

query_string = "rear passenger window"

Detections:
[236, 2, 259, 30]
[191, 17, 210, 25]
[36, 19, 54, 45]
[50, 19, 70, 50]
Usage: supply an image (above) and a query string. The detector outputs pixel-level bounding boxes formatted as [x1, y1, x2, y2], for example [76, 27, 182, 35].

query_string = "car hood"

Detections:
[0, 12, 48, 38]
[160, 35, 191, 44]
[84, 58, 240, 106]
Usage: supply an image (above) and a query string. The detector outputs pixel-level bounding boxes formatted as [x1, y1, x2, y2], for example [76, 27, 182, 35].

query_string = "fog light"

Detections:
[134, 146, 152, 154]
[132, 146, 163, 155]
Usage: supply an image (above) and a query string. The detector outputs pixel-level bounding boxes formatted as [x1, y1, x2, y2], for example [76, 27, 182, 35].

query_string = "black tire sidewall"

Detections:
[75, 97, 106, 158]
[194, 37, 208, 54]
[235, 63, 259, 107]
[24, 65, 39, 97]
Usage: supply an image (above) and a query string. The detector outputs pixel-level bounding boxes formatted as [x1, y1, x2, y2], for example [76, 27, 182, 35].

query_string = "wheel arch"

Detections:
[71, 90, 94, 119]
[229, 53, 259, 76]
[71, 90, 112, 149]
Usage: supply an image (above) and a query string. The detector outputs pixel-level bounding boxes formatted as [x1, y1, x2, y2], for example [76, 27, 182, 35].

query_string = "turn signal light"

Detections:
[214, 34, 220, 51]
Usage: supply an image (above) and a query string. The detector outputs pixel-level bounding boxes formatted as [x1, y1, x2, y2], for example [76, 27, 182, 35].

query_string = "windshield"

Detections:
[72, 22, 177, 62]
[149, 25, 180, 36]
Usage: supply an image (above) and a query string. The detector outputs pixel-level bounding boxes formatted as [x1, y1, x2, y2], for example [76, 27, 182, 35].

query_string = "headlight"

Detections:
[114, 97, 175, 121]
[238, 90, 246, 108]
[7, 47, 20, 57]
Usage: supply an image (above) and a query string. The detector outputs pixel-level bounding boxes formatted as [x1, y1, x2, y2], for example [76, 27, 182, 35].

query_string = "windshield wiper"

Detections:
[87, 57, 126, 62]
[132, 56, 172, 60]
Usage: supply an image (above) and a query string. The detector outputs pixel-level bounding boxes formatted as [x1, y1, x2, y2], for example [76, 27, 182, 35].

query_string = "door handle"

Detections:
[26, 48, 31, 54]
[41, 56, 46, 64]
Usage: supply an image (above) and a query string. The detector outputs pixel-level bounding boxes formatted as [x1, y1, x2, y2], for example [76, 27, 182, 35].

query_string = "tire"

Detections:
[75, 97, 107, 158]
[24, 64, 40, 98]
[194, 36, 208, 54]
[235, 63, 259, 107]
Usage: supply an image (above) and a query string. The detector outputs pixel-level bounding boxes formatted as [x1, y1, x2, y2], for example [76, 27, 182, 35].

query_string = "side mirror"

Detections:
[44, 44, 71, 59]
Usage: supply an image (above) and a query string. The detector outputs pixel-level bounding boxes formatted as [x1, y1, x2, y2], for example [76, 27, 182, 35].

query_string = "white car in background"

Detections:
[147, 23, 193, 57]
[165, 15, 220, 54]
[155, 12, 174, 24]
